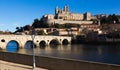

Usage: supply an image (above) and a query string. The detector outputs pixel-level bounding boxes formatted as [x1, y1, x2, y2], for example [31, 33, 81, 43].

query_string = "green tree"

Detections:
[64, 23, 69, 28]
[32, 19, 40, 28]
[32, 19, 49, 28]
[100, 14, 119, 24]
[23, 25, 31, 31]
[100, 16, 108, 24]
[54, 23, 61, 28]
[37, 30, 46, 35]
[16, 27, 19, 30]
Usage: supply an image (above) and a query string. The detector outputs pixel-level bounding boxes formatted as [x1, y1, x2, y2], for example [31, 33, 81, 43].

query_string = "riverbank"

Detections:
[72, 39, 120, 45]
[1, 52, 120, 70]
[77, 41, 120, 45]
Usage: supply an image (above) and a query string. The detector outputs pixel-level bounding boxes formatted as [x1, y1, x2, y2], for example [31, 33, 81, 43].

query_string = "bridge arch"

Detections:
[24, 40, 36, 48]
[49, 39, 60, 45]
[0, 35, 71, 49]
[39, 40, 46, 47]
[6, 40, 20, 49]
[62, 39, 69, 45]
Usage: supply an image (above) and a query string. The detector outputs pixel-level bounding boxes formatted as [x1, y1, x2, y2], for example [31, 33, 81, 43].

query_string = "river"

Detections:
[1, 41, 120, 65]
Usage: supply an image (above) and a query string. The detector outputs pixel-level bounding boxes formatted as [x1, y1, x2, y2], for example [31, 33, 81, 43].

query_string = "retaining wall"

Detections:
[0, 52, 120, 70]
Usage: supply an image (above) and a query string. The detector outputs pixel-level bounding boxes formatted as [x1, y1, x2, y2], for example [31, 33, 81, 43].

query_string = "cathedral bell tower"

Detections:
[55, 6, 59, 14]
[63, 5, 68, 13]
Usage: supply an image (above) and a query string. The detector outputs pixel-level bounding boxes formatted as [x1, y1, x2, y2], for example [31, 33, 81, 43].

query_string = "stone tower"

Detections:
[55, 6, 59, 14]
[63, 5, 68, 12]
[84, 12, 91, 20]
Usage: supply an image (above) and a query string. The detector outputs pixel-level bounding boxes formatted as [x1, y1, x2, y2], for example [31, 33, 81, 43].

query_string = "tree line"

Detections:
[100, 14, 120, 24]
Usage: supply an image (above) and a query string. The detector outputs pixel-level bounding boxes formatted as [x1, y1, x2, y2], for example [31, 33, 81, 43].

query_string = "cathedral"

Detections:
[42, 6, 93, 25]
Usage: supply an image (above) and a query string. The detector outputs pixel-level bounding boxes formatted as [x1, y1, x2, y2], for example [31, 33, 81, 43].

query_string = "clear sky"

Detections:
[0, 0, 120, 32]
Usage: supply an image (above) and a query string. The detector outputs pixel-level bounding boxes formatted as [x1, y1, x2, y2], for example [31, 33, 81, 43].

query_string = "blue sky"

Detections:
[0, 0, 120, 32]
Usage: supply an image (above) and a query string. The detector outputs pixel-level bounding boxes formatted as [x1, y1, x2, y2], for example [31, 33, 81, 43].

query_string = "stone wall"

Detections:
[0, 52, 120, 70]
[47, 19, 93, 25]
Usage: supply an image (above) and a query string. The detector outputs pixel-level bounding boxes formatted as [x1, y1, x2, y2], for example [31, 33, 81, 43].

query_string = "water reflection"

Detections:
[6, 41, 19, 52]
[39, 41, 46, 47]
[50, 45, 59, 49]
[24, 41, 36, 49]
[39, 45, 46, 49]
[2, 42, 120, 65]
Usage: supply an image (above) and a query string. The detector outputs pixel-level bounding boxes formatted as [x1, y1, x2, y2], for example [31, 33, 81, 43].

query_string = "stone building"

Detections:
[42, 6, 93, 25]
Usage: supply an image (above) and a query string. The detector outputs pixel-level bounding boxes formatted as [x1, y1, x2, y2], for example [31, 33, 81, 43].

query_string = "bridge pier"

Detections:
[0, 43, 6, 49]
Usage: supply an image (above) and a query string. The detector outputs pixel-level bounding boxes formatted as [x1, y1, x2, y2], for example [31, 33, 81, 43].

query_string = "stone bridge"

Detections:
[0, 35, 71, 49]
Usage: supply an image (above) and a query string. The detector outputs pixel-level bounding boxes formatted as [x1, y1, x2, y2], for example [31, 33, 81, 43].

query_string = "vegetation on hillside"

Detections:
[100, 14, 120, 24]
[14, 14, 120, 33]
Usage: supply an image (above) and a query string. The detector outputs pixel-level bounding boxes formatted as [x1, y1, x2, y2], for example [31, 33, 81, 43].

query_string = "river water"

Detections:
[1, 41, 120, 65]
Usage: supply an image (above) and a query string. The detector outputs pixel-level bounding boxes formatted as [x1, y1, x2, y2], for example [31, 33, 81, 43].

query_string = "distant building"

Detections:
[45, 28, 79, 36]
[42, 6, 93, 25]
